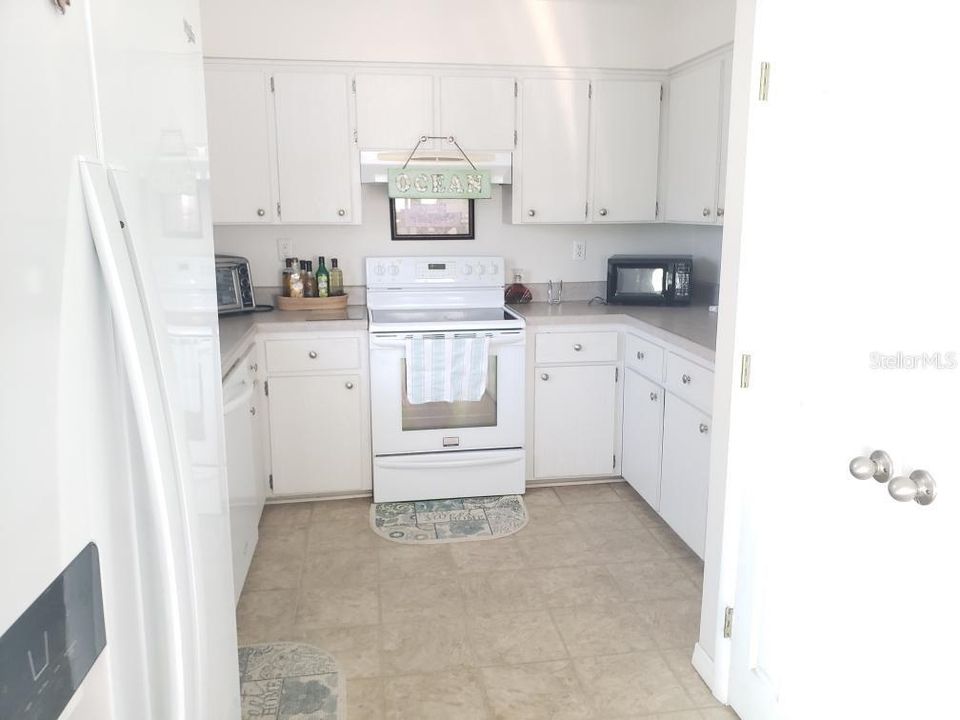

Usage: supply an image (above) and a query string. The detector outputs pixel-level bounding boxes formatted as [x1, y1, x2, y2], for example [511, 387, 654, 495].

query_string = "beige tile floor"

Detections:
[236, 481, 740, 720]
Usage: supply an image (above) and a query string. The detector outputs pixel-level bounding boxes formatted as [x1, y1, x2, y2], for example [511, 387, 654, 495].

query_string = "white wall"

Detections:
[214, 184, 723, 289]
[199, 0, 735, 71]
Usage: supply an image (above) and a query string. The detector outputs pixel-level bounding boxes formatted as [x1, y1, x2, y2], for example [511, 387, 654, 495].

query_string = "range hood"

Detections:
[360, 149, 512, 185]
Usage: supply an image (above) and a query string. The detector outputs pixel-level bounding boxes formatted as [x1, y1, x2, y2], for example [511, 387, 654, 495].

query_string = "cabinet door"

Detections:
[534, 364, 617, 478]
[659, 394, 711, 558]
[355, 73, 434, 149]
[204, 67, 277, 224]
[273, 72, 356, 223]
[717, 56, 734, 224]
[439, 75, 516, 150]
[268, 374, 366, 495]
[519, 78, 590, 223]
[621, 369, 664, 508]
[663, 60, 723, 224]
[591, 80, 662, 223]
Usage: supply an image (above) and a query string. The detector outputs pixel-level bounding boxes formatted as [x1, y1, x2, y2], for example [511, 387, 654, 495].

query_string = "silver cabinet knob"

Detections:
[573, 343, 582, 351]
[702, 208, 711, 217]
[599, 208, 608, 216]
[249, 406, 256, 416]
[257, 208, 266, 217]
[338, 208, 346, 217]
[637, 352, 645, 360]
[699, 423, 709, 434]
[528, 209, 536, 217]
[649, 391, 659, 401]
[888, 470, 937, 505]
[848, 450, 893, 483]
[345, 381, 354, 390]
[540, 372, 549, 381]
[717, 207, 725, 217]
[249, 362, 258, 373]
[308, 351, 318, 359]
[681, 374, 692, 385]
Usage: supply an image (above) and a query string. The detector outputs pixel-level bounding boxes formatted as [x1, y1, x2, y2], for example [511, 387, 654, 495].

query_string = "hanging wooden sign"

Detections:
[388, 167, 492, 199]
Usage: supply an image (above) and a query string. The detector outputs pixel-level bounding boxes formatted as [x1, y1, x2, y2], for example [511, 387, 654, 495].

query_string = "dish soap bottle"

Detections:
[329, 258, 344, 297]
[315, 256, 330, 298]
[302, 260, 318, 297]
[504, 269, 532, 304]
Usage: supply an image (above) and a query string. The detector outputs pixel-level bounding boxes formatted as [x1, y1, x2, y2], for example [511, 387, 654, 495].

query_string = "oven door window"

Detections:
[400, 356, 498, 431]
[216, 267, 241, 310]
[617, 267, 665, 297]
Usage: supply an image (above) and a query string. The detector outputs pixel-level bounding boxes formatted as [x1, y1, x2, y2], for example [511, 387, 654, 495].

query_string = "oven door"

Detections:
[369, 330, 525, 455]
[215, 264, 242, 313]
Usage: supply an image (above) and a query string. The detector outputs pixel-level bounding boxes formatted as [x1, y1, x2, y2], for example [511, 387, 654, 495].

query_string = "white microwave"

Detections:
[215, 255, 257, 314]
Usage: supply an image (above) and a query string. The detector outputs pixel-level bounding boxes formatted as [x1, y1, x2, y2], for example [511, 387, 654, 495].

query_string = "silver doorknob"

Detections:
[888, 470, 937, 505]
[650, 392, 659, 401]
[637, 352, 645, 360]
[699, 423, 709, 434]
[599, 208, 608, 216]
[308, 351, 318, 359]
[717, 207, 725, 217]
[848, 450, 893, 483]
[257, 208, 266, 217]
[249, 406, 256, 416]
[702, 208, 711, 217]
[338, 208, 346, 217]
[681, 374, 692, 384]
[528, 209, 536, 217]
[345, 381, 354, 389]
[540, 372, 549, 381]
[573, 343, 582, 351]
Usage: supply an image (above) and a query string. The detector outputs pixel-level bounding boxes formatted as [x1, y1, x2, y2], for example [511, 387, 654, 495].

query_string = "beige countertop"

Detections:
[218, 306, 368, 375]
[509, 301, 718, 364]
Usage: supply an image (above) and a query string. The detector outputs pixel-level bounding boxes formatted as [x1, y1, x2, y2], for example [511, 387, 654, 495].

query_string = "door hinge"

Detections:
[723, 607, 734, 638]
[264, 380, 269, 397]
[613, 454, 617, 470]
[660, 84, 664, 102]
[513, 129, 518, 147]
[276, 202, 281, 218]
[740, 354, 752, 388]
[758, 61, 771, 101]
[615, 367, 619, 382]
[353, 128, 358, 144]
[351, 78, 356, 93]
[269, 474, 274, 491]
[514, 80, 518, 98]
[585, 202, 589, 218]
[655, 200, 660, 218]
[269, 76, 275, 93]
[588, 82, 592, 99]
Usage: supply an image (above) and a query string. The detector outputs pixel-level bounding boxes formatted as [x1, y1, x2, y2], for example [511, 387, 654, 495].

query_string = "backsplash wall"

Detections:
[214, 184, 723, 291]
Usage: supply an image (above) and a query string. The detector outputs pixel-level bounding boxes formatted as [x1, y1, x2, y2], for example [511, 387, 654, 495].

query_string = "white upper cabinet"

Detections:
[355, 73, 434, 150]
[273, 72, 357, 224]
[517, 78, 591, 223]
[439, 75, 516, 150]
[717, 56, 733, 224]
[205, 67, 277, 224]
[590, 79, 662, 223]
[663, 58, 724, 224]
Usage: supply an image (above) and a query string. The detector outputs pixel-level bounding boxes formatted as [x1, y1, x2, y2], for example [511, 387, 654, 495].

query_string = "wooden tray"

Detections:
[275, 293, 348, 311]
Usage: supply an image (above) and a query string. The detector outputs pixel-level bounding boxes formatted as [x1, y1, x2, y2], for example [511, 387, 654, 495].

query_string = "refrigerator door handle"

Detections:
[78, 159, 199, 720]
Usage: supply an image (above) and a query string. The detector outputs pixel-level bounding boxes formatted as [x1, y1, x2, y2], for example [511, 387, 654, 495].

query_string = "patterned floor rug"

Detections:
[370, 495, 528, 544]
[238, 642, 342, 720]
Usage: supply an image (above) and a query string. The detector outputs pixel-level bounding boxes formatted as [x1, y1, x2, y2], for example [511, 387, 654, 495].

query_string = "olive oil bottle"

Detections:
[329, 258, 344, 296]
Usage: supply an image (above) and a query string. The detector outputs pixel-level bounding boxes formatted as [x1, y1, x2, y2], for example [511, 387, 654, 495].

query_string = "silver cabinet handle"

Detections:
[888, 470, 937, 505]
[649, 391, 659, 401]
[257, 208, 266, 217]
[540, 372, 549, 381]
[528, 209, 536, 217]
[848, 450, 893, 483]
[681, 374, 692, 384]
[573, 343, 582, 351]
[338, 208, 346, 217]
[637, 351, 645, 360]
[345, 381, 354, 390]
[717, 207, 725, 217]
[249, 406, 256, 416]
[699, 423, 709, 434]
[702, 208, 711, 217]
[308, 351, 318, 359]
[599, 208, 608, 216]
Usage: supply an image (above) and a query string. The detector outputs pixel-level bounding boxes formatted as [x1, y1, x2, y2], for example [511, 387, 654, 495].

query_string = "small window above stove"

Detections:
[390, 198, 475, 240]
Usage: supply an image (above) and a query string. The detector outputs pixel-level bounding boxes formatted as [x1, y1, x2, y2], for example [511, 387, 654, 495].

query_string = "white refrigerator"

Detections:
[0, 0, 240, 718]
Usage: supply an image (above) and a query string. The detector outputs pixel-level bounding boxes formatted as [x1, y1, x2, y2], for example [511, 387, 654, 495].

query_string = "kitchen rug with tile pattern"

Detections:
[370, 495, 528, 543]
[238, 642, 342, 720]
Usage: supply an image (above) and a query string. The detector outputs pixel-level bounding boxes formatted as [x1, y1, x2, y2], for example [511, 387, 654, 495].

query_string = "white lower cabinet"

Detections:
[659, 394, 712, 558]
[621, 368, 664, 509]
[534, 364, 618, 479]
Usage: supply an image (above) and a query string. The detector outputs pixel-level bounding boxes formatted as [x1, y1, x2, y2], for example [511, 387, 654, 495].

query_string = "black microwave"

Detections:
[606, 255, 693, 305]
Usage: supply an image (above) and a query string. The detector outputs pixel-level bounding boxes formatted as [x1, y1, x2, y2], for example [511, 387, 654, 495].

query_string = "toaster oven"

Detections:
[216, 255, 257, 314]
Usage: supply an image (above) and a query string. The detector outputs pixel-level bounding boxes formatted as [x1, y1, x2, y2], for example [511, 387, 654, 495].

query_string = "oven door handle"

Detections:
[376, 453, 521, 470]
[369, 334, 525, 350]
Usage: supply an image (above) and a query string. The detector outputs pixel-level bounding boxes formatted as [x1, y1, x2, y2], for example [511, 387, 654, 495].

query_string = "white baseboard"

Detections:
[692, 643, 722, 702]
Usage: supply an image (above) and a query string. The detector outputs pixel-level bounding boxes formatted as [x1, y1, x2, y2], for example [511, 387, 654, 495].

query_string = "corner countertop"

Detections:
[218, 306, 368, 375]
[509, 302, 718, 364]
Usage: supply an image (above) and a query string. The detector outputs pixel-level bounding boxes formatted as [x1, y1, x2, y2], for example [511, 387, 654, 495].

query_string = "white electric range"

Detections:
[366, 256, 526, 502]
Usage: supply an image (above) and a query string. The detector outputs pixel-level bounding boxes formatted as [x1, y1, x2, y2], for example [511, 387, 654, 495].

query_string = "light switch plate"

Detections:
[277, 237, 293, 261]
[572, 239, 586, 261]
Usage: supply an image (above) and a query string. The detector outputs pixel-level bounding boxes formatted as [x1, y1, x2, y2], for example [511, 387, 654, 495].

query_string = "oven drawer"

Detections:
[535, 331, 618, 364]
[665, 352, 714, 414]
[265, 337, 361, 374]
[624, 334, 665, 382]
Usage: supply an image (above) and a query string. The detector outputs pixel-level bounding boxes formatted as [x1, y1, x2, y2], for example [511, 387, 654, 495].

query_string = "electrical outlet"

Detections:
[572, 239, 586, 261]
[277, 237, 293, 261]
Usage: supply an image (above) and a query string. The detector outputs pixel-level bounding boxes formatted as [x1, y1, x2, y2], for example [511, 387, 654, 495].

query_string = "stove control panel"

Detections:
[366, 257, 504, 287]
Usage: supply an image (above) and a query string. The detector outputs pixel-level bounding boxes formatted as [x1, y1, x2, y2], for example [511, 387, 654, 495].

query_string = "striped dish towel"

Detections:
[405, 335, 491, 404]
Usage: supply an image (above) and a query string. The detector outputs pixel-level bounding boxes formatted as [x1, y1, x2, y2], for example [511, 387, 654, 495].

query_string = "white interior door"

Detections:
[723, 2, 960, 718]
